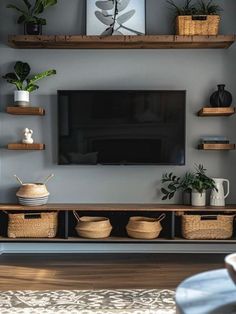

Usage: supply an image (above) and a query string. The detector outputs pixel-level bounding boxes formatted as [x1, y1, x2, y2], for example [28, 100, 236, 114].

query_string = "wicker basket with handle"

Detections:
[176, 15, 220, 35]
[7, 212, 58, 238]
[126, 214, 165, 240]
[182, 214, 234, 240]
[74, 211, 112, 239]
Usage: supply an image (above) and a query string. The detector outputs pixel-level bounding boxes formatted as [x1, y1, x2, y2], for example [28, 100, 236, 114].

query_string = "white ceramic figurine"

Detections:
[22, 128, 34, 144]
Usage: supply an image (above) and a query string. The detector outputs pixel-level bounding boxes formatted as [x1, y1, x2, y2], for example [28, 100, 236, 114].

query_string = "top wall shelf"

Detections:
[8, 35, 236, 49]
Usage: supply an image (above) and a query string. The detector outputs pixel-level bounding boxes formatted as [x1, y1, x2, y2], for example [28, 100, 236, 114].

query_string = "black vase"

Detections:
[210, 84, 233, 108]
[24, 23, 42, 35]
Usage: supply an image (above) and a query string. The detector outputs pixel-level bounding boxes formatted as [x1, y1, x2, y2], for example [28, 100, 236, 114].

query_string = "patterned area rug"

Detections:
[0, 289, 176, 314]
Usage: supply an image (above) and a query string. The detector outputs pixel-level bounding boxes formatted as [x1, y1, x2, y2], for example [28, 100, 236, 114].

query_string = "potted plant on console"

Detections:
[161, 164, 216, 206]
[2, 61, 56, 107]
[7, 0, 57, 35]
[167, 0, 222, 36]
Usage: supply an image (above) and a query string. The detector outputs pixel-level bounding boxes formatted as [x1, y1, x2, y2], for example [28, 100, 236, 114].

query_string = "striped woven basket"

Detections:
[182, 214, 234, 240]
[176, 15, 220, 35]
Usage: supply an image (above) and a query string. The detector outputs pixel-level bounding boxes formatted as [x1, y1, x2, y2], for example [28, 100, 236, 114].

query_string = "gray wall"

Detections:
[0, 0, 236, 205]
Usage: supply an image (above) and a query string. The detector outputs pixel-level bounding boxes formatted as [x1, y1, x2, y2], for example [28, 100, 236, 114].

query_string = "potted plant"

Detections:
[167, 0, 222, 36]
[161, 172, 195, 204]
[191, 164, 216, 206]
[2, 61, 56, 107]
[7, 0, 57, 35]
[161, 164, 216, 206]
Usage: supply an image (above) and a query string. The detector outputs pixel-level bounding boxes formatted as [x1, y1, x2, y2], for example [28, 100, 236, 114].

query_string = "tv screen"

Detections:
[58, 90, 186, 165]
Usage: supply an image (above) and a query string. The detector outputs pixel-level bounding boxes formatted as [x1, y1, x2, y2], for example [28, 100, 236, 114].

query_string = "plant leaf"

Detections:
[117, 9, 135, 25]
[101, 27, 113, 35]
[41, 0, 57, 9]
[22, 0, 31, 9]
[117, 0, 130, 12]
[17, 15, 27, 24]
[26, 84, 39, 92]
[95, 11, 114, 25]
[6, 4, 27, 14]
[95, 1, 114, 10]
[14, 61, 31, 81]
[27, 69, 56, 86]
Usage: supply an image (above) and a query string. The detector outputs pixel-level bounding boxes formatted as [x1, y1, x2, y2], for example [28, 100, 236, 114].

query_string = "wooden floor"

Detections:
[0, 254, 225, 290]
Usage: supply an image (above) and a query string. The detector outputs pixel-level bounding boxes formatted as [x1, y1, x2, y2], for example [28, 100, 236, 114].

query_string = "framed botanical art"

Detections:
[86, 0, 146, 36]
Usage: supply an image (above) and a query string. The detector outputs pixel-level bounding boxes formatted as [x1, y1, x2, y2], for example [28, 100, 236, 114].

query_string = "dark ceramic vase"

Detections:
[24, 23, 42, 35]
[210, 84, 233, 108]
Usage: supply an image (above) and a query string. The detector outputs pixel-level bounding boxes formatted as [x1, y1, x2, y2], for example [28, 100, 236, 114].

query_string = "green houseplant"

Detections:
[167, 0, 222, 35]
[7, 0, 57, 35]
[161, 164, 216, 206]
[2, 61, 56, 107]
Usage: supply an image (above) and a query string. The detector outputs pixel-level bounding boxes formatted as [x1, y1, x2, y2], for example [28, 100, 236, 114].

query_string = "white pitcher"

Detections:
[210, 178, 230, 207]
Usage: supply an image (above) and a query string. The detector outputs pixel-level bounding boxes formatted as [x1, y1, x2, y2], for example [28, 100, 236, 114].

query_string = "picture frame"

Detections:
[86, 0, 146, 36]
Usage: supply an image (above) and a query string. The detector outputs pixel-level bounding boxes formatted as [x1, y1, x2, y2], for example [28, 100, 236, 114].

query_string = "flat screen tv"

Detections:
[58, 90, 186, 165]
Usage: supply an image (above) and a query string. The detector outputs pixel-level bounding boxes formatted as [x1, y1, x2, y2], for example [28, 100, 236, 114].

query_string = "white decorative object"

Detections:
[22, 128, 34, 144]
[86, 0, 146, 35]
[191, 190, 206, 207]
[14, 91, 30, 107]
[210, 178, 230, 207]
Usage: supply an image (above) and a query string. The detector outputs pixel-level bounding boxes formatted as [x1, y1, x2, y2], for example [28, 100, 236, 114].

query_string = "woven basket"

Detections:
[74, 212, 112, 239]
[176, 15, 220, 35]
[7, 212, 58, 238]
[182, 215, 234, 240]
[126, 214, 165, 240]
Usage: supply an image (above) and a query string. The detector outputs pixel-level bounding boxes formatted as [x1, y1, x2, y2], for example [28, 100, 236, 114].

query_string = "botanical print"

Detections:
[0, 289, 175, 313]
[86, 0, 146, 35]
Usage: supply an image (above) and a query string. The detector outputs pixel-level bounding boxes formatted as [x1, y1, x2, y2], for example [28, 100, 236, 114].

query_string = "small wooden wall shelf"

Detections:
[8, 35, 236, 49]
[6, 107, 45, 116]
[198, 107, 235, 117]
[199, 143, 235, 150]
[7, 143, 45, 150]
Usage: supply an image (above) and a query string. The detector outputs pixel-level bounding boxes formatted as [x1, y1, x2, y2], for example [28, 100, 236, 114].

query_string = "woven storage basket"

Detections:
[176, 15, 220, 35]
[126, 214, 165, 240]
[182, 215, 234, 240]
[7, 212, 58, 238]
[74, 212, 112, 239]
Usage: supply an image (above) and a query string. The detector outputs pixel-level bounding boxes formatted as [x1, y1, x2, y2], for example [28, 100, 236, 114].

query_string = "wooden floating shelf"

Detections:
[199, 143, 236, 150]
[8, 35, 236, 49]
[0, 204, 236, 212]
[7, 143, 45, 150]
[1, 236, 236, 243]
[6, 106, 45, 116]
[198, 107, 235, 117]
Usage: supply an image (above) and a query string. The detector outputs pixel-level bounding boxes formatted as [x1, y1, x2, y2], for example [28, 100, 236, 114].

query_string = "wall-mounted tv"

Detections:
[58, 90, 186, 165]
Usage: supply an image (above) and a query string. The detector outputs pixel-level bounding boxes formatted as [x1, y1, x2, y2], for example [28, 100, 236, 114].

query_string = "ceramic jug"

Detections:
[210, 178, 230, 207]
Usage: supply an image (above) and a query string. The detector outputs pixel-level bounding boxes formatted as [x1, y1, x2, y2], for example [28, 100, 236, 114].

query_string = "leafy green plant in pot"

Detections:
[191, 164, 216, 207]
[161, 172, 195, 204]
[7, 0, 57, 35]
[2, 61, 56, 107]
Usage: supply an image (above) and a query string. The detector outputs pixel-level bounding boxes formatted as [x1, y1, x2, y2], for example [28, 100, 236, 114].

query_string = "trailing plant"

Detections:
[7, 0, 57, 25]
[161, 172, 195, 200]
[161, 164, 216, 200]
[2, 61, 56, 92]
[167, 0, 222, 17]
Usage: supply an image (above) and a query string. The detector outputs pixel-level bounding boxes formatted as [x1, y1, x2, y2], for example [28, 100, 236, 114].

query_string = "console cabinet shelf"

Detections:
[0, 204, 236, 248]
[8, 35, 236, 49]
[198, 143, 236, 150]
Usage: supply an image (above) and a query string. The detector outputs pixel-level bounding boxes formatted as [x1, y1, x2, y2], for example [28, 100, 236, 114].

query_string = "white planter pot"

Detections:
[191, 190, 206, 207]
[14, 91, 30, 107]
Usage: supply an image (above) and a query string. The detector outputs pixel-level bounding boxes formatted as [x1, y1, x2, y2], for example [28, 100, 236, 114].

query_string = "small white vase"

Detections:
[191, 190, 206, 207]
[14, 90, 30, 107]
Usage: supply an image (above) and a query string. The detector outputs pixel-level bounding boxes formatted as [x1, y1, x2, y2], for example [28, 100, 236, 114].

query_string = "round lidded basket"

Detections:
[16, 183, 49, 198]
[74, 212, 112, 239]
[126, 214, 165, 240]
